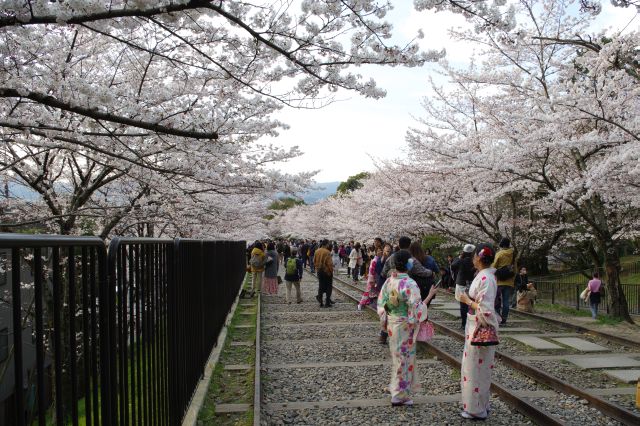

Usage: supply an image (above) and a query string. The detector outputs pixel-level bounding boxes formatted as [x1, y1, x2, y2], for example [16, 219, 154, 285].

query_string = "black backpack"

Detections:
[495, 265, 515, 281]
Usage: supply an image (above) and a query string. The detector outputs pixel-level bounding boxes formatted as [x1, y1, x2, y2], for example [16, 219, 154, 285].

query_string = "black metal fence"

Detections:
[534, 281, 640, 315]
[0, 234, 245, 425]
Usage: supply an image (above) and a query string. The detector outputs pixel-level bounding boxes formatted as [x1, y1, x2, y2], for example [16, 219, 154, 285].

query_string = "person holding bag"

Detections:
[377, 250, 429, 407]
[457, 244, 500, 420]
[587, 272, 603, 319]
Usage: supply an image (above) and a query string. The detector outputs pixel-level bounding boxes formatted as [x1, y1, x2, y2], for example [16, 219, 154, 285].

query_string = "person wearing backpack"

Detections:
[249, 241, 267, 296]
[492, 237, 515, 325]
[284, 247, 303, 303]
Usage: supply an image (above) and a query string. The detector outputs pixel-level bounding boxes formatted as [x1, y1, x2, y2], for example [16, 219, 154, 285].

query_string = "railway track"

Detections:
[259, 272, 545, 425]
[331, 273, 640, 426]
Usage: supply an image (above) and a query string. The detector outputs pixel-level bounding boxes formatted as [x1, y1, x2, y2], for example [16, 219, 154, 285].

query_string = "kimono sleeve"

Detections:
[367, 258, 377, 287]
[377, 278, 390, 318]
[472, 274, 498, 323]
[406, 280, 428, 325]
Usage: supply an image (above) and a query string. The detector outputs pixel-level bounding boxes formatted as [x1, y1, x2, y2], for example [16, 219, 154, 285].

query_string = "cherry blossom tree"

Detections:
[0, 0, 446, 239]
[407, 0, 640, 320]
[274, 0, 639, 321]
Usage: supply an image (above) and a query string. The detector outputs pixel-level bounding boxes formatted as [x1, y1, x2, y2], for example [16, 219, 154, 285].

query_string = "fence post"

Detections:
[200, 240, 205, 379]
[97, 244, 112, 426]
[551, 283, 555, 305]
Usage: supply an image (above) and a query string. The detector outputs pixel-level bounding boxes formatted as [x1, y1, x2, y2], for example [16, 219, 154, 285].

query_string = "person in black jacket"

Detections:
[451, 244, 476, 328]
[512, 266, 529, 307]
[408, 242, 435, 303]
[282, 242, 292, 264]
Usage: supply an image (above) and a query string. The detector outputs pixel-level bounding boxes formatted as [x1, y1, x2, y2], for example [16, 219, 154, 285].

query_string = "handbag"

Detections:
[580, 287, 590, 302]
[416, 320, 434, 342]
[470, 323, 499, 346]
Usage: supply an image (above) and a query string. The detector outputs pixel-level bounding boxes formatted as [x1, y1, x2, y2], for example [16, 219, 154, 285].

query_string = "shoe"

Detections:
[391, 397, 403, 407]
[315, 295, 323, 307]
[326, 299, 335, 306]
[460, 411, 487, 420]
[379, 335, 387, 345]
[500, 320, 507, 326]
[296, 300, 302, 304]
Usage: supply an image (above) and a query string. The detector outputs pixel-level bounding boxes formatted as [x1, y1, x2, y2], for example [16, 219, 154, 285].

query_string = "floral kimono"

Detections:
[359, 256, 380, 308]
[377, 273, 428, 403]
[461, 268, 499, 418]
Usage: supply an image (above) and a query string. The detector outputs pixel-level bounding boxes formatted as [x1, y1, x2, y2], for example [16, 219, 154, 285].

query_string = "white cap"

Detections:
[463, 244, 475, 253]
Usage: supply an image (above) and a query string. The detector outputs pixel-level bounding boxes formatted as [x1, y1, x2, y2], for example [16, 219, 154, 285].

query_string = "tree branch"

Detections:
[0, 88, 218, 140]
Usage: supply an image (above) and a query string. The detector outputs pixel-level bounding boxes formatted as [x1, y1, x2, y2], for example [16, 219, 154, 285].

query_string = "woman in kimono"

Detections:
[457, 244, 499, 420]
[377, 249, 429, 406]
[358, 247, 383, 310]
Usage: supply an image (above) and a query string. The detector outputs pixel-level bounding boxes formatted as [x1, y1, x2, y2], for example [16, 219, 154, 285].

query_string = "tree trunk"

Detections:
[601, 240, 633, 323]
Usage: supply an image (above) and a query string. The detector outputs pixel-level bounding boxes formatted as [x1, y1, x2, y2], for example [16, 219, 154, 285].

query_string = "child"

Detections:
[517, 282, 537, 313]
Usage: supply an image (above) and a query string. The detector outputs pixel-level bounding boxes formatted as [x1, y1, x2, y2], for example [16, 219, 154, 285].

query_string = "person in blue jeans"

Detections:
[492, 237, 515, 325]
[587, 272, 602, 318]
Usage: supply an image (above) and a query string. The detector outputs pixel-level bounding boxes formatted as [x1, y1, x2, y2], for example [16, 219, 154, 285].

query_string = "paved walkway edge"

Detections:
[181, 275, 245, 426]
[254, 291, 262, 426]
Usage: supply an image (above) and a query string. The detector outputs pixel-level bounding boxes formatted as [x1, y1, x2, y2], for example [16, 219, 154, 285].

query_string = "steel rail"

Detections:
[327, 274, 565, 426]
[511, 309, 640, 348]
[332, 276, 640, 426]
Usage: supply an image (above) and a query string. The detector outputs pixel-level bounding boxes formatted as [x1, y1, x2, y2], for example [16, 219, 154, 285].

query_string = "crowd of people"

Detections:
[245, 235, 540, 420]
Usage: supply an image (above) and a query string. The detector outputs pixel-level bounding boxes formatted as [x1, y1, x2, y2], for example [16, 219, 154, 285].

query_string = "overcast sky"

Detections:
[266, 2, 638, 183]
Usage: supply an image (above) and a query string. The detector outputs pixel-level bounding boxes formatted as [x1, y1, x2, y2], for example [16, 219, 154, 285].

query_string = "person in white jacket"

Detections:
[349, 242, 362, 282]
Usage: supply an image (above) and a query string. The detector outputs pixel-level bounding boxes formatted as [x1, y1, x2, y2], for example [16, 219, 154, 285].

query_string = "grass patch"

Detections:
[450, 369, 461, 380]
[540, 255, 640, 285]
[196, 273, 256, 426]
[536, 303, 591, 317]
[596, 315, 624, 326]
[536, 302, 625, 325]
[200, 411, 251, 425]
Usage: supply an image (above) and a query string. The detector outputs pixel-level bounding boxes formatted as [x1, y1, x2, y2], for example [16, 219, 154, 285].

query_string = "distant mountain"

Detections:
[6, 182, 39, 201]
[299, 181, 340, 204]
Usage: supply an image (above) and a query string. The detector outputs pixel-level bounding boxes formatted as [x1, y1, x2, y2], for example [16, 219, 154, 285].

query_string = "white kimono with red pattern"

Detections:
[460, 267, 499, 418]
